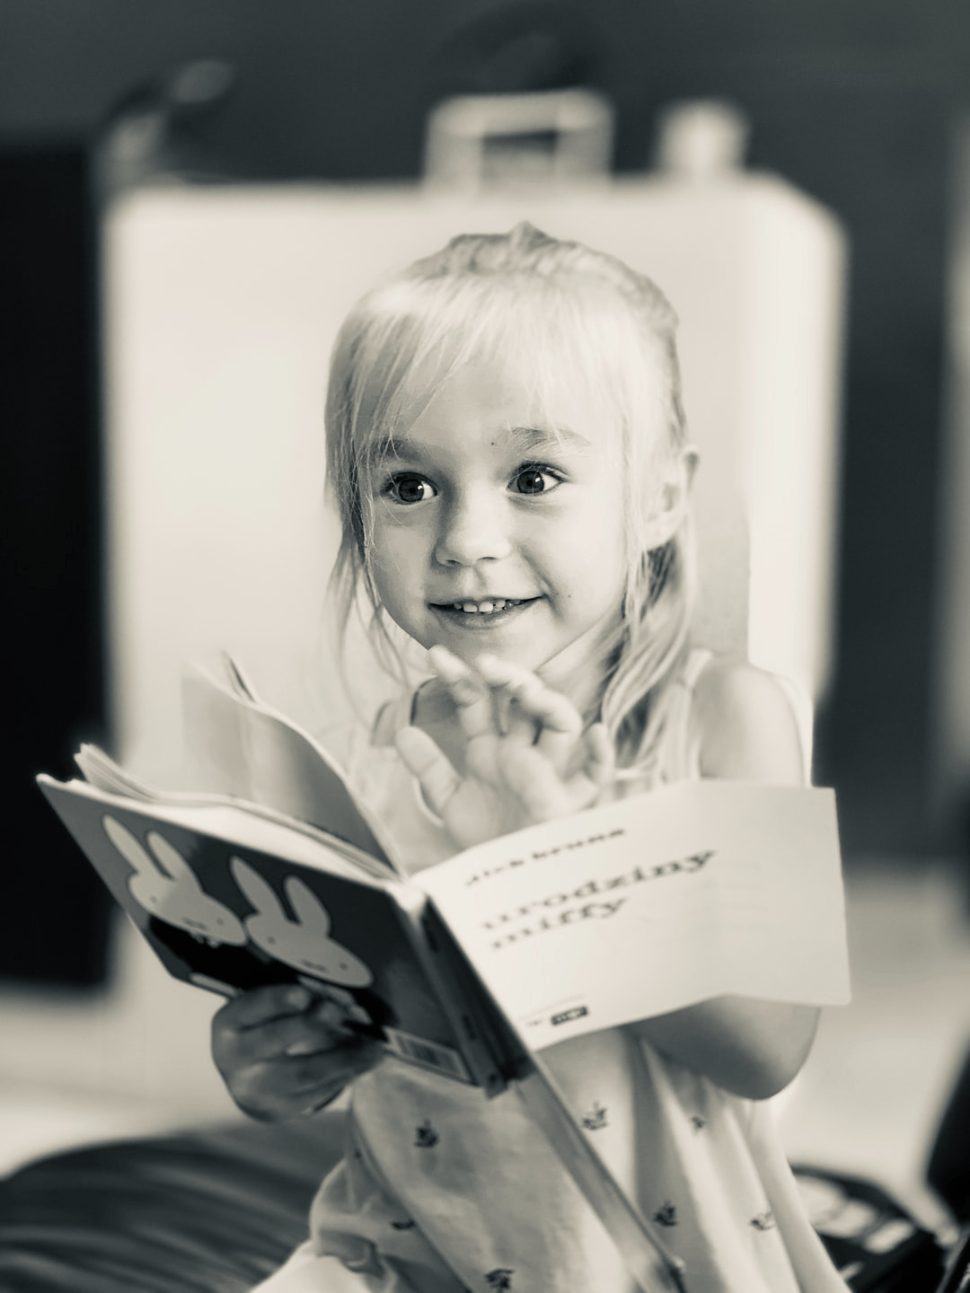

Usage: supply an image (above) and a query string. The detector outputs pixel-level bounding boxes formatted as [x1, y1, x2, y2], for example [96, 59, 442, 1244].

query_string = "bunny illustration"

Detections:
[102, 815, 247, 946]
[230, 856, 374, 988]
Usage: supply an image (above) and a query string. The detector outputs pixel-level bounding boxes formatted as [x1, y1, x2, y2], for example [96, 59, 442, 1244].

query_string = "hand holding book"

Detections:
[211, 981, 382, 1120]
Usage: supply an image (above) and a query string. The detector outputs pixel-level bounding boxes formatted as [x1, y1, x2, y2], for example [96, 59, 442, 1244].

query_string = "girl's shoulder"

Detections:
[688, 653, 809, 786]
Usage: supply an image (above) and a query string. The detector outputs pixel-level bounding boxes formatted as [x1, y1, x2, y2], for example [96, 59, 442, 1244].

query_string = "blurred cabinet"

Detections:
[102, 174, 845, 775]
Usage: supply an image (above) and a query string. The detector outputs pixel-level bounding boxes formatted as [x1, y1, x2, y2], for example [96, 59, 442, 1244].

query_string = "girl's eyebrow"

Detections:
[364, 424, 590, 466]
[362, 438, 412, 468]
[505, 424, 591, 453]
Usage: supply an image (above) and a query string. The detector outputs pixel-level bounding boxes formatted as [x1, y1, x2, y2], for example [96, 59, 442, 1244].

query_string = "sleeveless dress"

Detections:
[254, 650, 848, 1293]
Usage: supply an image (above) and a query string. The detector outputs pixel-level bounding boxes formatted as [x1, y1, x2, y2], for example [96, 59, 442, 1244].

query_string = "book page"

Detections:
[416, 780, 849, 1052]
[43, 776, 385, 881]
[181, 661, 401, 872]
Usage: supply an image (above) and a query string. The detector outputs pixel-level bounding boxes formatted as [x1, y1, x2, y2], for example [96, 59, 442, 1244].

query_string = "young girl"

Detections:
[212, 223, 847, 1291]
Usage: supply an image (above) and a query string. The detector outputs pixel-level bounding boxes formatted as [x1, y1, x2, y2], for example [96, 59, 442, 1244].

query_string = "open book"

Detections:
[37, 656, 850, 1292]
[38, 655, 849, 1083]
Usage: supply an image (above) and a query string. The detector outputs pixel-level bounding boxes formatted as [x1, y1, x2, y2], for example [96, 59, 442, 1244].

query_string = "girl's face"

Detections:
[364, 356, 629, 689]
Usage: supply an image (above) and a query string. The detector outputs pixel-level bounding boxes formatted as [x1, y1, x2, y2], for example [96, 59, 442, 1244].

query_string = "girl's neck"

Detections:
[540, 617, 621, 725]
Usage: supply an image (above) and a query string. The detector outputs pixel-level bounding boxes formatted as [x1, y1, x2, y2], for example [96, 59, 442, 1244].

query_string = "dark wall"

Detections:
[1, 0, 967, 927]
[0, 144, 111, 984]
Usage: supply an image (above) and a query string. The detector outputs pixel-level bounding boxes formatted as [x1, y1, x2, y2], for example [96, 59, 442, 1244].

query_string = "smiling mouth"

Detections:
[430, 597, 537, 623]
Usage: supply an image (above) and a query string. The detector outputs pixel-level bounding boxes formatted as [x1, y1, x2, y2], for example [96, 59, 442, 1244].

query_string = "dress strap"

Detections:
[657, 647, 714, 784]
[678, 646, 714, 692]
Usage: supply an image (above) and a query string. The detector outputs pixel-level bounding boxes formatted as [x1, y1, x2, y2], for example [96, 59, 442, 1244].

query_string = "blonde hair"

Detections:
[325, 222, 696, 776]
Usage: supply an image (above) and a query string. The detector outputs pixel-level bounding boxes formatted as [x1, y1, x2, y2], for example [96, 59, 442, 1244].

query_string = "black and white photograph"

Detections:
[2, 4, 969, 1290]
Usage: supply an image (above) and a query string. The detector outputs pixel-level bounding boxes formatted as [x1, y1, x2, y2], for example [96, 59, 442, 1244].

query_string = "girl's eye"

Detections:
[511, 465, 562, 495]
[384, 473, 436, 504]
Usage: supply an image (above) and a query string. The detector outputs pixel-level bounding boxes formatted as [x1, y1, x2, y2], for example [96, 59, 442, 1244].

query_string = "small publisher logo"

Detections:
[551, 1005, 588, 1027]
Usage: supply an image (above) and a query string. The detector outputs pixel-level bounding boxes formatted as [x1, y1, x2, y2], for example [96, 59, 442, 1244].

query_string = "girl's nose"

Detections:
[433, 494, 513, 567]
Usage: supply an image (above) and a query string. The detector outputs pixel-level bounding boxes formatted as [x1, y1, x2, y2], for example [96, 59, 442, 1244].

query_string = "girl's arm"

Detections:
[629, 658, 821, 1100]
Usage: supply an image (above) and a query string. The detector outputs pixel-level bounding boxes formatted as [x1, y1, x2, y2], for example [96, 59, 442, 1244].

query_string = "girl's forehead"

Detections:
[425, 350, 604, 416]
[371, 342, 626, 448]
[350, 273, 669, 455]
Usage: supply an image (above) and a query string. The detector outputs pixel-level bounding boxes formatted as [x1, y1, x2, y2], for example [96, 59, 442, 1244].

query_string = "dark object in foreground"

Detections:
[795, 1164, 948, 1291]
[0, 1112, 954, 1292]
[0, 1116, 341, 1292]
[927, 1043, 970, 1225]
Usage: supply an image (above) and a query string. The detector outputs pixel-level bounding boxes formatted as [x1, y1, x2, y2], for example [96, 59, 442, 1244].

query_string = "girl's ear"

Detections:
[644, 444, 700, 550]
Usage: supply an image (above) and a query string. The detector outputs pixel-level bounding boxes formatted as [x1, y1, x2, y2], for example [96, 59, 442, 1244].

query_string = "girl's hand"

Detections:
[395, 645, 613, 851]
[211, 984, 382, 1121]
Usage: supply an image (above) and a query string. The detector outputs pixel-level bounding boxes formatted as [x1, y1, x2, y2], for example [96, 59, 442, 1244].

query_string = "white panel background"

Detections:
[103, 175, 845, 782]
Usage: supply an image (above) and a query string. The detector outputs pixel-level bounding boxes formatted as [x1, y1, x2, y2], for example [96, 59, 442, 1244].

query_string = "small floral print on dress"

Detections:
[750, 1210, 776, 1232]
[690, 1115, 706, 1131]
[485, 1270, 514, 1290]
[414, 1119, 439, 1148]
[390, 1219, 416, 1230]
[653, 1202, 678, 1227]
[582, 1101, 609, 1130]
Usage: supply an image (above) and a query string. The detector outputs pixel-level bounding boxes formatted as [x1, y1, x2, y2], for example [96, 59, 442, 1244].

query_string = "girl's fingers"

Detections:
[216, 982, 314, 1028]
[495, 722, 613, 819]
[412, 650, 614, 827]
[475, 654, 583, 732]
[496, 744, 572, 820]
[558, 726, 615, 809]
[563, 770, 607, 812]
[239, 1006, 348, 1063]
[238, 1038, 382, 1118]
[282, 1038, 382, 1093]
[427, 645, 496, 740]
[394, 725, 461, 817]
[476, 655, 582, 768]
[494, 689, 538, 747]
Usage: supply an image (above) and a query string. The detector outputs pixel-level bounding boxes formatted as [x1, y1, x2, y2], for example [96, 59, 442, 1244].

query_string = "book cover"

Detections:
[35, 771, 699, 1286]
[36, 776, 516, 1095]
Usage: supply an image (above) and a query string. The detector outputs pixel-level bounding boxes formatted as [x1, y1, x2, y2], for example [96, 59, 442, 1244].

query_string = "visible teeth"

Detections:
[450, 599, 519, 614]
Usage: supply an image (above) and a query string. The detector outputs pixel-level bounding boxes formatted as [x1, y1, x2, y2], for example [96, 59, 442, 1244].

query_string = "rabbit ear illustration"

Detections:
[282, 878, 374, 988]
[101, 814, 247, 946]
[104, 815, 154, 875]
[230, 857, 373, 988]
[146, 831, 203, 883]
[283, 876, 334, 934]
[231, 856, 285, 918]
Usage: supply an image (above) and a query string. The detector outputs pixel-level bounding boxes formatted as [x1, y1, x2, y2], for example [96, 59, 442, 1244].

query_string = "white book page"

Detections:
[181, 660, 401, 872]
[47, 776, 390, 883]
[416, 780, 849, 1052]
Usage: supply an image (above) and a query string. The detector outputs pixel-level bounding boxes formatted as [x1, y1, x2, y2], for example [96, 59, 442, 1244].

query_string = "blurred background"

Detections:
[2, 0, 970, 1246]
